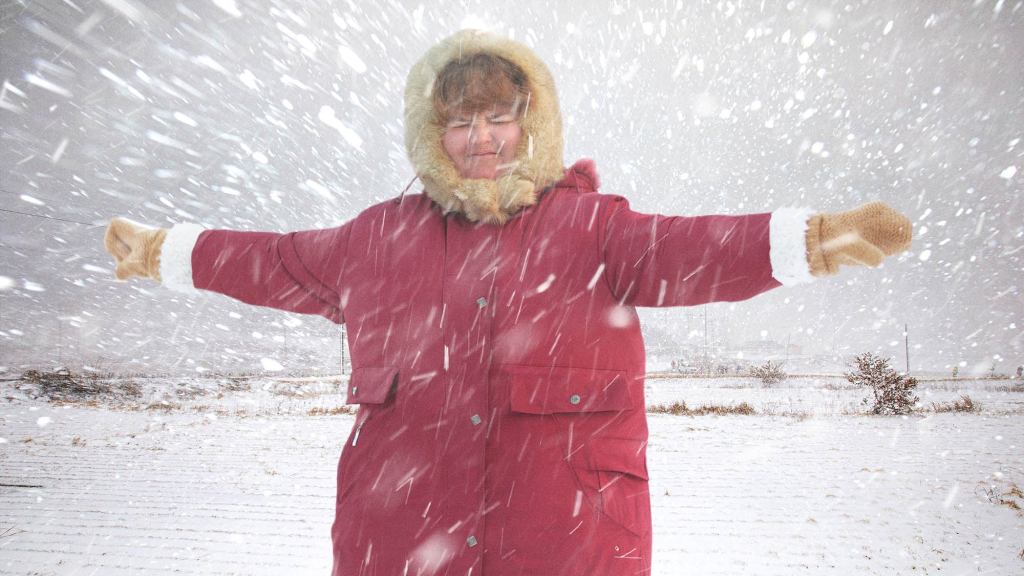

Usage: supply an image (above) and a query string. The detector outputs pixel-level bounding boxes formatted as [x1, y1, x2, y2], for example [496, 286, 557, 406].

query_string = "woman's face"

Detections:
[441, 103, 522, 180]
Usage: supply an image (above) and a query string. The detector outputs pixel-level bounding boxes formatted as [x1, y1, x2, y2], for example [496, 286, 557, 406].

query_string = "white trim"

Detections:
[769, 207, 815, 286]
[160, 223, 205, 293]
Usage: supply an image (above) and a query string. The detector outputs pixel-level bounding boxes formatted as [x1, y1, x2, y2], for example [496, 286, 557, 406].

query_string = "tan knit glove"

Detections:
[104, 218, 168, 281]
[805, 201, 912, 277]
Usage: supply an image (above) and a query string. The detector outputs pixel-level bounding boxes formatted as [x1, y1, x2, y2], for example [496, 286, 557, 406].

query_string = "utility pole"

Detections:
[703, 305, 708, 375]
[904, 323, 910, 374]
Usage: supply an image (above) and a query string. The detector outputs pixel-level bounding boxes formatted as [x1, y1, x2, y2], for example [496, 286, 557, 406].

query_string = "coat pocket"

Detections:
[504, 364, 632, 414]
[339, 366, 399, 488]
[580, 437, 651, 538]
[344, 366, 399, 405]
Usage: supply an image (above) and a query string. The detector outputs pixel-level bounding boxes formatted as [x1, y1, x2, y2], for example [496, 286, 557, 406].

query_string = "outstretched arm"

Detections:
[104, 218, 348, 323]
[600, 197, 911, 308]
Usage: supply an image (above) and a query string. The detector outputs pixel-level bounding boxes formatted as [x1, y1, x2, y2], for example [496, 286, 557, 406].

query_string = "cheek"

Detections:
[441, 131, 464, 160]
[498, 126, 522, 154]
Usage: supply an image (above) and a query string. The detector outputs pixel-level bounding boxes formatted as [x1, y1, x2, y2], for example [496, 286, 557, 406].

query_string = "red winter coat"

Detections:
[189, 160, 780, 575]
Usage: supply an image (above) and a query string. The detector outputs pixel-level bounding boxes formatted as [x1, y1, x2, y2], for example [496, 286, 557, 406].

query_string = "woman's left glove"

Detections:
[104, 218, 168, 281]
[805, 201, 912, 277]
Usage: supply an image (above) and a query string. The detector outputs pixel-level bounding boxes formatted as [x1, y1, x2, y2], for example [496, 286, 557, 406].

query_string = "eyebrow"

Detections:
[449, 107, 516, 121]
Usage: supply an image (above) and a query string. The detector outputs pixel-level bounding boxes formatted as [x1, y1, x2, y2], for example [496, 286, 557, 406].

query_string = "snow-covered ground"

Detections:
[1, 376, 1022, 575]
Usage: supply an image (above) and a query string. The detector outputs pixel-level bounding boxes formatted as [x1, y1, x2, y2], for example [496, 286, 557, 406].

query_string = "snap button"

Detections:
[476, 297, 487, 308]
[470, 414, 482, 425]
[569, 394, 581, 405]
[467, 535, 478, 547]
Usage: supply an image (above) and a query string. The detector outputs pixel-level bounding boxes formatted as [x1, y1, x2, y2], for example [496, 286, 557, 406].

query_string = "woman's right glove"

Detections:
[805, 201, 913, 277]
[104, 218, 168, 281]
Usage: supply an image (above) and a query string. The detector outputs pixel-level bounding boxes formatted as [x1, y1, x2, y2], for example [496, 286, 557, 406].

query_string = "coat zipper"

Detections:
[351, 416, 368, 446]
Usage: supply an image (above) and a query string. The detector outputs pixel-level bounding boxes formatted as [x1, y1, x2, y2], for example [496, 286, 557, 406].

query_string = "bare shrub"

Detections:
[845, 353, 919, 415]
[748, 361, 787, 387]
[932, 395, 981, 413]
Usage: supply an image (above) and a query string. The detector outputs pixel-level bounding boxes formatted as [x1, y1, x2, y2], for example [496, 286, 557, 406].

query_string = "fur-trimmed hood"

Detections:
[404, 30, 565, 224]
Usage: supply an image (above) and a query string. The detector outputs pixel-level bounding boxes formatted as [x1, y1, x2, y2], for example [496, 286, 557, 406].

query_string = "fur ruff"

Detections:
[404, 30, 565, 224]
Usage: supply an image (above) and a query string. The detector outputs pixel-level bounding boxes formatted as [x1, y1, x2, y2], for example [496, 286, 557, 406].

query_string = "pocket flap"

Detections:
[587, 437, 649, 480]
[345, 366, 399, 405]
[505, 364, 632, 414]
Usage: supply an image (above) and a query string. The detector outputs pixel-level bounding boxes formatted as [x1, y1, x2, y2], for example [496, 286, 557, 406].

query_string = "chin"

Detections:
[463, 167, 498, 180]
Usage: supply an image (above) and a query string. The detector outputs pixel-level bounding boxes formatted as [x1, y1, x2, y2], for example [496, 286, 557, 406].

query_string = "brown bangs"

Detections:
[433, 53, 528, 121]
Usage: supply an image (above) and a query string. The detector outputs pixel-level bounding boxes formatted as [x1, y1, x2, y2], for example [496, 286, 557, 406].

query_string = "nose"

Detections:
[468, 118, 494, 146]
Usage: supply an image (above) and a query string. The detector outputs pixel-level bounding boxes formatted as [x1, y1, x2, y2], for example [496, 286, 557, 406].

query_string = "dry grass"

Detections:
[647, 401, 756, 416]
[931, 395, 981, 413]
[645, 373, 743, 380]
[51, 398, 101, 409]
[999, 484, 1023, 514]
[980, 482, 1024, 517]
[821, 382, 859, 391]
[1006, 484, 1024, 500]
[22, 369, 141, 400]
[308, 405, 356, 416]
[270, 386, 315, 398]
[218, 378, 253, 392]
[759, 406, 814, 420]
[144, 402, 183, 412]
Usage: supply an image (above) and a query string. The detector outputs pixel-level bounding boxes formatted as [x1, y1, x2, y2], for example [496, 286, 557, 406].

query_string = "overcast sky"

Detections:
[1, 0, 1021, 376]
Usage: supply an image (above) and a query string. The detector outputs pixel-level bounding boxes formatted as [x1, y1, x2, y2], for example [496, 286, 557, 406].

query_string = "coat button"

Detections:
[569, 394, 582, 405]
[467, 535, 478, 547]
[351, 386, 358, 396]
[476, 297, 487, 308]
[470, 414, 482, 425]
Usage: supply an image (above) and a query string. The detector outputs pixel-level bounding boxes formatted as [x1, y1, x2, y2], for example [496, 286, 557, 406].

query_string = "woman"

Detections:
[105, 30, 911, 576]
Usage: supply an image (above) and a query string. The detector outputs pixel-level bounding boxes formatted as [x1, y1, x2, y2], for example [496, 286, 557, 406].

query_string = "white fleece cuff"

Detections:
[769, 207, 816, 286]
[160, 223, 205, 293]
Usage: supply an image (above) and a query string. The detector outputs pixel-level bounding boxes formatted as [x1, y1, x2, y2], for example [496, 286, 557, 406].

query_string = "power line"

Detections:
[0, 186, 107, 227]
[0, 206, 102, 227]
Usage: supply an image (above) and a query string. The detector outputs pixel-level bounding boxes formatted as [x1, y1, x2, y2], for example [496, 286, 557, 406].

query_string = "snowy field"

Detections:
[1, 375, 1022, 575]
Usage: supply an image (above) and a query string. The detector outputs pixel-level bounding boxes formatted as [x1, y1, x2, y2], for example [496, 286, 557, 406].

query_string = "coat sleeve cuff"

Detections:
[160, 223, 205, 293]
[769, 207, 816, 286]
